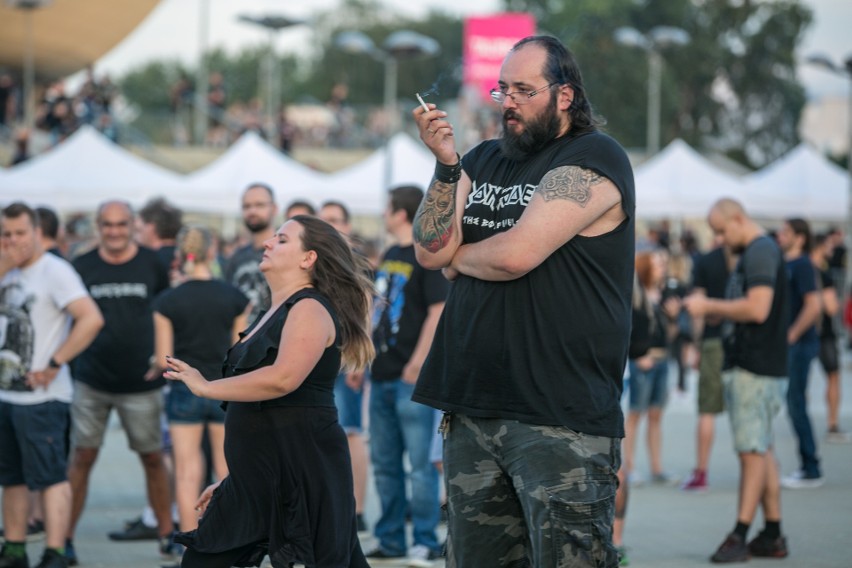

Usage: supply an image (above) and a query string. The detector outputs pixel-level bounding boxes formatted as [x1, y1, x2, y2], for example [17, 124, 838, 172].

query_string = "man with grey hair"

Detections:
[66, 201, 174, 565]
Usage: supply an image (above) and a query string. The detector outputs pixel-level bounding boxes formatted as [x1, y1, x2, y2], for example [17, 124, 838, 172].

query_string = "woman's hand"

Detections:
[194, 479, 223, 517]
[163, 356, 208, 397]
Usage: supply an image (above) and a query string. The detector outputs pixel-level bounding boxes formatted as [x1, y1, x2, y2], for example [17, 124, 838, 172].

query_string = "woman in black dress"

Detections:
[163, 216, 374, 568]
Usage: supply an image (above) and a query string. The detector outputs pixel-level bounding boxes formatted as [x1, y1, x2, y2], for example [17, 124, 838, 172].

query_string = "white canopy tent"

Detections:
[742, 144, 848, 221]
[320, 133, 435, 214]
[0, 125, 185, 211]
[633, 139, 745, 219]
[173, 131, 327, 214]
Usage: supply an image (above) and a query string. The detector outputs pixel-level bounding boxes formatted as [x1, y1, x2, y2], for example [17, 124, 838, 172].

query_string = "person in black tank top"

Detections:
[163, 216, 375, 568]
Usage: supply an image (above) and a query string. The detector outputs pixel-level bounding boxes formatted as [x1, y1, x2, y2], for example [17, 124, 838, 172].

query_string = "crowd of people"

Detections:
[0, 34, 850, 568]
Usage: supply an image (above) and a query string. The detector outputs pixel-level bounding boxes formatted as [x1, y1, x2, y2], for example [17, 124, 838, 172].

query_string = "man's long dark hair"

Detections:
[511, 35, 600, 135]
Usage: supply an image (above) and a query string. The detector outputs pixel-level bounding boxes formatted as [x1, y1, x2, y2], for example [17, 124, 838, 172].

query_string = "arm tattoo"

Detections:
[537, 166, 605, 207]
[413, 179, 456, 253]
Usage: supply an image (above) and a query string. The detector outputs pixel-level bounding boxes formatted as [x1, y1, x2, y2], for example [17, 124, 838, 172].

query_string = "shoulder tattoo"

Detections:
[537, 166, 605, 207]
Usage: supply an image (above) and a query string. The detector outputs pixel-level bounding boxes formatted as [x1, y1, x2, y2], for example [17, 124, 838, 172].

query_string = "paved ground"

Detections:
[11, 353, 852, 568]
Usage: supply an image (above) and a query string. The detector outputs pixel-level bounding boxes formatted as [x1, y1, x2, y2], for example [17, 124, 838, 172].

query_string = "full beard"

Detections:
[499, 97, 562, 161]
[244, 218, 270, 233]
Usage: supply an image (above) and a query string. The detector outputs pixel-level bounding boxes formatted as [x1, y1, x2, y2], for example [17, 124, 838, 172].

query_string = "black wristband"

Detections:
[434, 154, 462, 184]
[48, 357, 61, 369]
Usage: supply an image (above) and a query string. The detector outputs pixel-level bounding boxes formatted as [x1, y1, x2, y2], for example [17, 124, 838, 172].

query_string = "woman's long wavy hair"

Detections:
[291, 215, 375, 371]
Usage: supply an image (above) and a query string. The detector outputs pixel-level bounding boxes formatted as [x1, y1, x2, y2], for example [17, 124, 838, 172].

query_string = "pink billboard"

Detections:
[463, 13, 537, 103]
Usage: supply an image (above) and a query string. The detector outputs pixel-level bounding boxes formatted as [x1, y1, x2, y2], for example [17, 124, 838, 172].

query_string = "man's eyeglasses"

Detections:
[490, 82, 558, 105]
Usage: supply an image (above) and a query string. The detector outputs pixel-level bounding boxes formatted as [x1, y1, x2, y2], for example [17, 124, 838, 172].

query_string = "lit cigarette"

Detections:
[416, 93, 430, 112]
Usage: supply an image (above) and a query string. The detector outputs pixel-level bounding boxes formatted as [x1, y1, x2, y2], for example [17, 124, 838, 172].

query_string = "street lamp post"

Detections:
[807, 53, 852, 292]
[9, 0, 53, 128]
[614, 26, 690, 157]
[335, 30, 439, 250]
[335, 30, 440, 189]
[237, 14, 306, 140]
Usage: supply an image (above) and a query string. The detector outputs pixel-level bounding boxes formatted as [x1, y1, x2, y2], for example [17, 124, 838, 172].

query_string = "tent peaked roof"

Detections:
[743, 144, 848, 220]
[320, 133, 434, 214]
[0, 125, 184, 210]
[176, 131, 326, 212]
[633, 139, 744, 218]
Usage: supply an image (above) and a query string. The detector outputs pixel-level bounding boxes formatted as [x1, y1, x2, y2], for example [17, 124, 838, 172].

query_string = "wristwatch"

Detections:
[48, 357, 62, 369]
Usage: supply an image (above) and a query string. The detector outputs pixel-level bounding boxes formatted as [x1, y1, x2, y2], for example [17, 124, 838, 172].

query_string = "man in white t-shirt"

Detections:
[0, 202, 103, 568]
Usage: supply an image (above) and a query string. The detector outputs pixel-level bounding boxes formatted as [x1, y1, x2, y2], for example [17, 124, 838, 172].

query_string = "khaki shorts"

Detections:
[71, 382, 164, 454]
[724, 368, 787, 454]
[698, 338, 725, 414]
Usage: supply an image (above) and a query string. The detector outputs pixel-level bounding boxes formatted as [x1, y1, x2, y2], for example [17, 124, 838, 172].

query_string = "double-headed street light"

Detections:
[238, 13, 306, 140]
[615, 25, 690, 157]
[335, 30, 440, 140]
[807, 53, 852, 290]
[335, 30, 439, 248]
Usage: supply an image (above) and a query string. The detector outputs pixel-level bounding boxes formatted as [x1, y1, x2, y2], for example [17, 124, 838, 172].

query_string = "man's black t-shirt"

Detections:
[818, 269, 836, 339]
[371, 245, 449, 381]
[786, 255, 818, 345]
[724, 236, 788, 377]
[153, 279, 249, 380]
[692, 247, 730, 340]
[224, 243, 270, 324]
[73, 247, 169, 393]
[414, 130, 635, 438]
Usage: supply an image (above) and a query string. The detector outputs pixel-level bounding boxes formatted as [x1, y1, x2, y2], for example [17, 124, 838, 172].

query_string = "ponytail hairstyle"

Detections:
[176, 225, 213, 275]
[291, 215, 375, 371]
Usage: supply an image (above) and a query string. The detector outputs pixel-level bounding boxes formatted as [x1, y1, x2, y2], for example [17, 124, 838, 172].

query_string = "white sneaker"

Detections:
[781, 470, 824, 489]
[826, 429, 852, 444]
[407, 544, 438, 567]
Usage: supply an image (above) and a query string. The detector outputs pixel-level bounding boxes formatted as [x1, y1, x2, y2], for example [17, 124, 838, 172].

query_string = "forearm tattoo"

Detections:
[413, 179, 456, 253]
[537, 166, 604, 206]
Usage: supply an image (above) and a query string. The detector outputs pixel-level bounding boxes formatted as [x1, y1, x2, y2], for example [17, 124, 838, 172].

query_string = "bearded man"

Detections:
[410, 35, 635, 567]
[224, 183, 279, 323]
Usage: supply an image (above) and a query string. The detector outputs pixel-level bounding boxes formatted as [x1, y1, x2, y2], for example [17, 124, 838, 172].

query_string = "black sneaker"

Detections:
[355, 513, 368, 533]
[747, 532, 788, 558]
[64, 538, 78, 567]
[0, 520, 46, 543]
[107, 518, 159, 541]
[33, 549, 67, 568]
[364, 547, 406, 561]
[0, 549, 29, 568]
[159, 532, 183, 561]
[710, 533, 750, 563]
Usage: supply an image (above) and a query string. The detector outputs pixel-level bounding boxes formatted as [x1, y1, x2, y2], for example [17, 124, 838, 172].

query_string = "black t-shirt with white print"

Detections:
[413, 130, 635, 438]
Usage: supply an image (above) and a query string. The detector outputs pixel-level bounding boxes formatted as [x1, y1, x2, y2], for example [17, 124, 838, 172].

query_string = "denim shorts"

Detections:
[333, 372, 364, 434]
[628, 359, 670, 412]
[71, 382, 164, 454]
[724, 368, 787, 454]
[0, 400, 70, 490]
[166, 382, 225, 425]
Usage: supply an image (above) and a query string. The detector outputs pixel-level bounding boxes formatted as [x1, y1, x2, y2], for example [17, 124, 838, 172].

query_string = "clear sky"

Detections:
[90, 0, 851, 100]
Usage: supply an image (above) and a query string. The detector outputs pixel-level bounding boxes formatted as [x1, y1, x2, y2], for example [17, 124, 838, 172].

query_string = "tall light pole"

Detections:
[194, 0, 210, 145]
[237, 14, 306, 139]
[335, 30, 439, 250]
[335, 30, 440, 188]
[807, 53, 852, 291]
[614, 25, 690, 157]
[8, 0, 53, 128]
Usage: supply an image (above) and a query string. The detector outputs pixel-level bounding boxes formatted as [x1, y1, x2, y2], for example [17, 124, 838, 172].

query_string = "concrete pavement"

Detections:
[12, 353, 852, 568]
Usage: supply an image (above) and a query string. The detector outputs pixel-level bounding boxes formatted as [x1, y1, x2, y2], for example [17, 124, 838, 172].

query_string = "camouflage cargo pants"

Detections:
[443, 414, 621, 568]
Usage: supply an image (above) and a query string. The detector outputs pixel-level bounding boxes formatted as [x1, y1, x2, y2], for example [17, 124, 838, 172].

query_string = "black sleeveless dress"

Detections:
[174, 288, 368, 568]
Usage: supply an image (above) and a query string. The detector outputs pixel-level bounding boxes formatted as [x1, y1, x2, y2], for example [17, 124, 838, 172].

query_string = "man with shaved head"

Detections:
[685, 198, 790, 562]
[67, 201, 175, 565]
